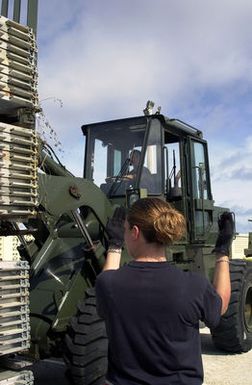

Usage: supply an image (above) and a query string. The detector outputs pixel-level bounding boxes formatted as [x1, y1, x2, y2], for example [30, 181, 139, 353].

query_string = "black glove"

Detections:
[212, 211, 235, 256]
[106, 207, 126, 248]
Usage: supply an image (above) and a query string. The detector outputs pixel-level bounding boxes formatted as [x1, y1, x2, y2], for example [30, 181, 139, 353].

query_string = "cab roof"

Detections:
[81, 114, 203, 139]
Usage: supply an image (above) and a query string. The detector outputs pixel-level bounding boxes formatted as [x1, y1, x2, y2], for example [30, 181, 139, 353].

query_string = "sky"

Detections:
[33, 0, 252, 234]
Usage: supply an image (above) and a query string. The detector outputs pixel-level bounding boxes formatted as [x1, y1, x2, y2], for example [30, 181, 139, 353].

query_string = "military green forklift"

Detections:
[0, 2, 251, 385]
[25, 103, 251, 384]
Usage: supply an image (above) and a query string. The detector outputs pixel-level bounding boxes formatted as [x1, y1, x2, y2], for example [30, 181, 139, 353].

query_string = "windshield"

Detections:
[84, 117, 162, 196]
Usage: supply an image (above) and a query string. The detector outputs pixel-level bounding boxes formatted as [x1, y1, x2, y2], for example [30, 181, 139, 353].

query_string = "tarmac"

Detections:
[201, 328, 252, 385]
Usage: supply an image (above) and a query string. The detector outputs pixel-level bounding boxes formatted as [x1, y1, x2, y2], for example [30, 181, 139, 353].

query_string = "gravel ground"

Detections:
[201, 328, 252, 385]
[32, 328, 252, 385]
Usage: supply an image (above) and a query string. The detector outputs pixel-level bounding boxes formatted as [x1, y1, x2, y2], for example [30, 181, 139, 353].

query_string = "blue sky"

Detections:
[35, 0, 252, 233]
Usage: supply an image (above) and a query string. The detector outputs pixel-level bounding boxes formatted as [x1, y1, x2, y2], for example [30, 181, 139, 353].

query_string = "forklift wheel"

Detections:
[211, 260, 252, 353]
[64, 288, 108, 385]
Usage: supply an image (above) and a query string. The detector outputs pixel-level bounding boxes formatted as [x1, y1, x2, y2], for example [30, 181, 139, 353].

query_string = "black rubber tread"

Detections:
[211, 260, 252, 353]
[64, 288, 108, 385]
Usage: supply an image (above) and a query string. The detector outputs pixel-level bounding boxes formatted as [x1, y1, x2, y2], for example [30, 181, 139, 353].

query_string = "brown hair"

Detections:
[127, 198, 186, 245]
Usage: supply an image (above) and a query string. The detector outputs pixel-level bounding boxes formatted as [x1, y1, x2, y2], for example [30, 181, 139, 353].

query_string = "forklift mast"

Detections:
[1, 0, 38, 35]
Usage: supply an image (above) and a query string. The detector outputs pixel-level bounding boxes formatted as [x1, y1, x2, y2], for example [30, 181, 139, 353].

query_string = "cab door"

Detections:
[189, 139, 214, 242]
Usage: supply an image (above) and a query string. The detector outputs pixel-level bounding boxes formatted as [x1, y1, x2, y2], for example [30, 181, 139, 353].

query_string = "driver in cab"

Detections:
[124, 149, 152, 188]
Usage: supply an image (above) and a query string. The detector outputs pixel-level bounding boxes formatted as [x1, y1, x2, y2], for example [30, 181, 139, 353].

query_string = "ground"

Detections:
[201, 328, 252, 385]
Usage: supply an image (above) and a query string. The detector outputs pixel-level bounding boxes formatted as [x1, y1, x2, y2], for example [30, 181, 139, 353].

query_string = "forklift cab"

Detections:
[82, 114, 214, 242]
[82, 116, 162, 196]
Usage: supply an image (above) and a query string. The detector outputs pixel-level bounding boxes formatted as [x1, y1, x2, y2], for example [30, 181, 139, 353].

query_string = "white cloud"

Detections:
[38, 0, 252, 105]
[36, 0, 252, 232]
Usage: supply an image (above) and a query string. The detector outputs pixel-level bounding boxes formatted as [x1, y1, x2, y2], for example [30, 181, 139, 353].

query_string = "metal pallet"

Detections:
[0, 122, 38, 219]
[0, 15, 38, 114]
[0, 261, 30, 356]
[0, 370, 33, 385]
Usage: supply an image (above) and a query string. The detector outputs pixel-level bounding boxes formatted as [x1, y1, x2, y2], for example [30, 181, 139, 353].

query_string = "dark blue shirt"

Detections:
[96, 261, 222, 385]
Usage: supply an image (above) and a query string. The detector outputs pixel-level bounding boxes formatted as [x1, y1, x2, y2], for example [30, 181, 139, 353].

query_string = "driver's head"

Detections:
[129, 149, 141, 166]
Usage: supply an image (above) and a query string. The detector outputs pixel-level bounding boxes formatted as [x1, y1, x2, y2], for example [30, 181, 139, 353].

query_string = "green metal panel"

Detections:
[29, 173, 114, 346]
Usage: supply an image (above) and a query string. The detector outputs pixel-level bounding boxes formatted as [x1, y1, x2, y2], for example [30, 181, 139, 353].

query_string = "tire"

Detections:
[64, 288, 108, 385]
[211, 260, 252, 353]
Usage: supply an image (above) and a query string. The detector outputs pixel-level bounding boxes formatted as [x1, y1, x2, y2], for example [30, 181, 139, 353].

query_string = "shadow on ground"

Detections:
[32, 358, 70, 385]
[200, 330, 235, 356]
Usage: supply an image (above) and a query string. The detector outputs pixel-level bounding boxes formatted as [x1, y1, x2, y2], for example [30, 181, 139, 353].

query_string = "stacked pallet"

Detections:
[0, 122, 38, 219]
[0, 15, 38, 114]
[0, 261, 30, 356]
[0, 11, 37, 385]
[0, 15, 38, 220]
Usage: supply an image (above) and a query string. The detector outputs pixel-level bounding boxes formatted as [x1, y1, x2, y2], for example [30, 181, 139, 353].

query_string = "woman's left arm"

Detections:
[103, 207, 125, 271]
